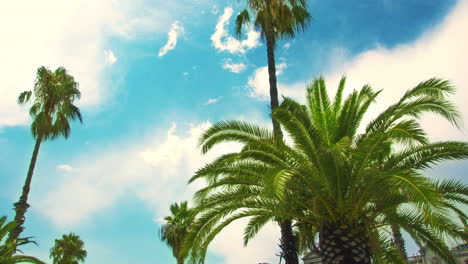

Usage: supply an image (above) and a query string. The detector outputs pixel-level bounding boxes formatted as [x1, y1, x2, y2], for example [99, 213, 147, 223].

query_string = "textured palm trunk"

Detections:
[177, 257, 184, 264]
[8, 137, 42, 246]
[265, 31, 283, 140]
[279, 219, 299, 264]
[319, 223, 371, 264]
[391, 225, 407, 259]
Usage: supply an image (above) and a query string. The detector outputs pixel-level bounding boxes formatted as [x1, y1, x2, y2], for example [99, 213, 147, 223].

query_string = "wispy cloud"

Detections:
[158, 21, 184, 57]
[211, 7, 260, 54]
[56, 164, 74, 173]
[222, 59, 247, 73]
[204, 96, 223, 105]
[283, 42, 291, 49]
[104, 50, 117, 65]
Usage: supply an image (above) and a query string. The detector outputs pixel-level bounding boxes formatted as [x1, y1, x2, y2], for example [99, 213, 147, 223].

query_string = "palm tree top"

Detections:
[17, 66, 83, 141]
[235, 0, 312, 46]
[50, 232, 87, 264]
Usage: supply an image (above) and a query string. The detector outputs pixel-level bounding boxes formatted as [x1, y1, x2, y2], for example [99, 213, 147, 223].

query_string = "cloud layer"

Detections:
[0, 0, 183, 127]
[35, 121, 282, 263]
[248, 1, 468, 140]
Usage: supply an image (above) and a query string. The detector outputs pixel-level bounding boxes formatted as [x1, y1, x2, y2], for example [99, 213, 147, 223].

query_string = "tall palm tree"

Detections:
[9, 66, 83, 244]
[160, 201, 195, 264]
[236, 0, 311, 138]
[193, 76, 468, 264]
[50, 233, 87, 264]
[236, 2, 311, 262]
[0, 216, 46, 264]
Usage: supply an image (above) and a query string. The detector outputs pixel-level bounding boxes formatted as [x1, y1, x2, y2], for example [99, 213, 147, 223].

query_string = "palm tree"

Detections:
[194, 76, 468, 264]
[160, 201, 195, 264]
[0, 216, 46, 264]
[236, 0, 311, 138]
[236, 2, 311, 262]
[50, 233, 87, 264]
[9, 66, 83, 244]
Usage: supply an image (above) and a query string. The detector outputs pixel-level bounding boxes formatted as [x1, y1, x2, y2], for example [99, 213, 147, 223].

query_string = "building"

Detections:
[303, 244, 468, 264]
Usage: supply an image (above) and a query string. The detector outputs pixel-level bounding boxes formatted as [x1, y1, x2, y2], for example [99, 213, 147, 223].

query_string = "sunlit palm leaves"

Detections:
[189, 76, 468, 264]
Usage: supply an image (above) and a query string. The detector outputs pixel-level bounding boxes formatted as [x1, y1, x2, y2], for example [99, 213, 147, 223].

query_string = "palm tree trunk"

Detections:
[391, 225, 407, 259]
[8, 136, 42, 245]
[266, 31, 283, 140]
[177, 257, 184, 264]
[279, 219, 298, 264]
[319, 223, 371, 264]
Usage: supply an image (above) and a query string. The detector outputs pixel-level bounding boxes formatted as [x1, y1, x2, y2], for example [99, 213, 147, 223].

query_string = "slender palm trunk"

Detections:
[264, 4, 297, 262]
[279, 219, 298, 264]
[8, 136, 42, 245]
[391, 225, 407, 259]
[266, 31, 283, 140]
[319, 223, 371, 264]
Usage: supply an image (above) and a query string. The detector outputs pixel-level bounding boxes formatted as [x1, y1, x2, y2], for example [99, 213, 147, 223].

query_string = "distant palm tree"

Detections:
[159, 201, 195, 264]
[236, 2, 311, 263]
[0, 216, 46, 264]
[50, 233, 87, 264]
[9, 66, 83, 244]
[193, 77, 468, 264]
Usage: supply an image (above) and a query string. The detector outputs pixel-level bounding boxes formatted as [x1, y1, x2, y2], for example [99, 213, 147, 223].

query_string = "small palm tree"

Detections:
[192, 77, 468, 264]
[9, 66, 83, 244]
[0, 216, 46, 264]
[159, 201, 195, 264]
[50, 233, 87, 264]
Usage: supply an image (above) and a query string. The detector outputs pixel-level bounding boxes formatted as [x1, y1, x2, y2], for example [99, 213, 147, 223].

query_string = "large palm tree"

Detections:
[50, 233, 87, 264]
[193, 76, 468, 264]
[160, 201, 195, 264]
[0, 216, 46, 264]
[236, 3, 311, 262]
[9, 66, 83, 244]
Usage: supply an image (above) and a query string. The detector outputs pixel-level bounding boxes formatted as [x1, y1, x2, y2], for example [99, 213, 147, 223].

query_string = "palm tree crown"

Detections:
[192, 76, 468, 264]
[50, 233, 87, 264]
[160, 201, 195, 264]
[236, 0, 311, 47]
[18, 66, 83, 140]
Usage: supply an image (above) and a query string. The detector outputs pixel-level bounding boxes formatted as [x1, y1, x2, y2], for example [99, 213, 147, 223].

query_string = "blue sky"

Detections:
[1, 0, 467, 263]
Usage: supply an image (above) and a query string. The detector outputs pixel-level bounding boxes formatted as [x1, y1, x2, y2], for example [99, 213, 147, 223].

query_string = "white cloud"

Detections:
[104, 50, 118, 65]
[211, 7, 260, 54]
[222, 59, 247, 73]
[283, 42, 291, 49]
[204, 96, 222, 105]
[36, 122, 240, 227]
[158, 21, 185, 57]
[247, 63, 288, 99]
[56, 164, 74, 173]
[35, 120, 283, 263]
[0, 0, 190, 128]
[256, 1, 468, 141]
